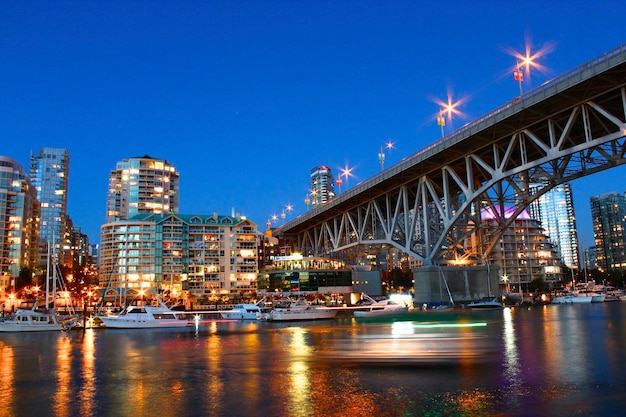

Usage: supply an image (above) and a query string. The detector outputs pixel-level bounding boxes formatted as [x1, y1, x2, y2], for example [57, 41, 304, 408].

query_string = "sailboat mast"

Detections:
[45, 243, 51, 309]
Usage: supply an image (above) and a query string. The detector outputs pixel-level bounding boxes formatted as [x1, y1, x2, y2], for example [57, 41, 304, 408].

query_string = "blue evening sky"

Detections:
[1, 1, 625, 249]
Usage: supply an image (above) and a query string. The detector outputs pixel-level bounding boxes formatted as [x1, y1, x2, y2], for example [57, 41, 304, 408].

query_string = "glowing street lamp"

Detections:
[304, 194, 311, 210]
[340, 165, 353, 188]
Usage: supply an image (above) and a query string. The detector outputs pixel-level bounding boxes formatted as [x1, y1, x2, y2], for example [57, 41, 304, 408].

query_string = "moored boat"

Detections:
[98, 297, 192, 328]
[466, 297, 504, 310]
[267, 299, 337, 321]
[353, 294, 410, 318]
[0, 299, 76, 332]
[219, 302, 266, 320]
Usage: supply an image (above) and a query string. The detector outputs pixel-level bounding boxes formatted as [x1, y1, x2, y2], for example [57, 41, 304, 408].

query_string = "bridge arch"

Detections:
[278, 44, 626, 267]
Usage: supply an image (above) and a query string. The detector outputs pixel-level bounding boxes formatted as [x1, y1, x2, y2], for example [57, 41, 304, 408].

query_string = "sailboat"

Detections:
[0, 244, 77, 332]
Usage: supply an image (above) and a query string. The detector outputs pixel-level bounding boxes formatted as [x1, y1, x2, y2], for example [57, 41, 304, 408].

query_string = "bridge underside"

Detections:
[279, 48, 626, 266]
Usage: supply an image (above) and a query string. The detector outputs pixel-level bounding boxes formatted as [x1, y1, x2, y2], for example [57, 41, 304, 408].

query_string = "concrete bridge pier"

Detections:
[413, 264, 501, 306]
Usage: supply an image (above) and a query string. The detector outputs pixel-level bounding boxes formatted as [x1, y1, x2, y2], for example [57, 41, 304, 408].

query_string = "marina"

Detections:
[0, 302, 625, 416]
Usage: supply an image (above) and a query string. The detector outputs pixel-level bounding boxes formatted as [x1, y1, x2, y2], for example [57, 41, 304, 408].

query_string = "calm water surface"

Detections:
[1, 303, 626, 417]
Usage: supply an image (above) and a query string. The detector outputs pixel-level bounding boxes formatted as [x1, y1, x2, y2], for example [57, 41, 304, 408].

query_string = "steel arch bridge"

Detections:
[277, 44, 626, 266]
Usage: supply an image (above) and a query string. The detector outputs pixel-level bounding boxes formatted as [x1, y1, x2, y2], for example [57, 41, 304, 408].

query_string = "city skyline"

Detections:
[2, 1, 625, 250]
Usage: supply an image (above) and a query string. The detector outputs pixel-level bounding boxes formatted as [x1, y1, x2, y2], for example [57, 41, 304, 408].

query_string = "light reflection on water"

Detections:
[0, 304, 625, 416]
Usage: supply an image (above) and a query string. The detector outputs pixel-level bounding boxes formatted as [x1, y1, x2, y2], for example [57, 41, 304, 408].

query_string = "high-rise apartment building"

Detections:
[105, 155, 179, 223]
[0, 156, 40, 292]
[99, 213, 258, 304]
[529, 183, 579, 269]
[30, 147, 70, 265]
[484, 207, 562, 291]
[310, 165, 335, 207]
[590, 191, 626, 271]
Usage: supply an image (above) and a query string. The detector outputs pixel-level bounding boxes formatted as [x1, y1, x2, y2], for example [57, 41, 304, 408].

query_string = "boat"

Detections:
[98, 297, 192, 328]
[551, 291, 593, 304]
[353, 294, 410, 318]
[466, 297, 504, 310]
[267, 298, 338, 321]
[0, 243, 77, 332]
[219, 302, 266, 320]
[0, 298, 76, 332]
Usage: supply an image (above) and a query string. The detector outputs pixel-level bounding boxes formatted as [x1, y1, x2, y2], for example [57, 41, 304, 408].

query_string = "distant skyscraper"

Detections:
[590, 191, 626, 271]
[105, 155, 180, 223]
[0, 156, 39, 289]
[310, 165, 335, 206]
[30, 147, 70, 262]
[529, 183, 579, 269]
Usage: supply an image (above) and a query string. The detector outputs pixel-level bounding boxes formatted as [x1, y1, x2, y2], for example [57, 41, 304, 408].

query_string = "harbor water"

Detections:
[1, 302, 626, 417]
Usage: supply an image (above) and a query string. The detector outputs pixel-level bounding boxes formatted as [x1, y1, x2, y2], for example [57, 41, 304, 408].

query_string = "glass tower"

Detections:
[30, 147, 69, 262]
[106, 155, 180, 223]
[529, 183, 579, 269]
[310, 165, 335, 206]
[590, 191, 626, 271]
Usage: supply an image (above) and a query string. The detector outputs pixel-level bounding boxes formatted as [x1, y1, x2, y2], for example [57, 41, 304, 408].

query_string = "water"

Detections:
[1, 303, 626, 417]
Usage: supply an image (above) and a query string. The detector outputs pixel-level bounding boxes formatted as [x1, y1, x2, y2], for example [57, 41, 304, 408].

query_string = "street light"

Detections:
[437, 109, 445, 138]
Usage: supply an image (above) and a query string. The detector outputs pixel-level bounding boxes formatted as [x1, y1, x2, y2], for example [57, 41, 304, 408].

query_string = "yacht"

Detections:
[98, 298, 192, 329]
[551, 291, 593, 304]
[267, 299, 337, 321]
[0, 299, 76, 332]
[466, 297, 504, 310]
[219, 303, 266, 320]
[353, 294, 410, 318]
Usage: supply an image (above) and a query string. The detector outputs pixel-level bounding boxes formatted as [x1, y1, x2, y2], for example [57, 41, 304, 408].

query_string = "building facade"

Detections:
[105, 155, 180, 223]
[529, 183, 579, 269]
[310, 165, 335, 207]
[0, 156, 40, 292]
[590, 192, 626, 272]
[30, 147, 70, 266]
[484, 207, 563, 291]
[99, 213, 258, 304]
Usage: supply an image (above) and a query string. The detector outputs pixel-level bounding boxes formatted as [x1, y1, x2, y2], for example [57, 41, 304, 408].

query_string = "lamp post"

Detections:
[304, 194, 311, 210]
[514, 60, 524, 96]
[378, 146, 385, 171]
[437, 109, 445, 138]
[335, 175, 343, 193]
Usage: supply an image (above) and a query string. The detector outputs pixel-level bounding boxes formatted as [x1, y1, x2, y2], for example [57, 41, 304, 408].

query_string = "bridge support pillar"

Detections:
[412, 264, 500, 306]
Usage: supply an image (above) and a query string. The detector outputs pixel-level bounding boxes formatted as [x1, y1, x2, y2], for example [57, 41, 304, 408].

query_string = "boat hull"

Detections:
[98, 316, 192, 329]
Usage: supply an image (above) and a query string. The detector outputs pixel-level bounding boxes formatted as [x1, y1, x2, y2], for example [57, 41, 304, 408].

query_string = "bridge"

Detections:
[276, 44, 626, 274]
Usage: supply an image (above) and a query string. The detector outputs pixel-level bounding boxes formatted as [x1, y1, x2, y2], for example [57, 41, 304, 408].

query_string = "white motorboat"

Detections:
[353, 294, 410, 318]
[98, 298, 192, 328]
[551, 292, 593, 304]
[267, 299, 337, 321]
[466, 297, 504, 310]
[0, 299, 76, 332]
[219, 303, 265, 320]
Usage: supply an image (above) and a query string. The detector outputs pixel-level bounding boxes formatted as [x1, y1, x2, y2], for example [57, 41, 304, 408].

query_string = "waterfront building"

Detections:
[529, 183, 579, 269]
[29, 147, 70, 266]
[483, 207, 563, 291]
[105, 155, 179, 223]
[590, 191, 626, 271]
[310, 165, 335, 207]
[0, 156, 40, 292]
[99, 213, 258, 304]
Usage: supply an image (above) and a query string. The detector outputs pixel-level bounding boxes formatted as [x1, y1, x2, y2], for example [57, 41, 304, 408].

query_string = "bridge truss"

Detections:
[279, 45, 626, 266]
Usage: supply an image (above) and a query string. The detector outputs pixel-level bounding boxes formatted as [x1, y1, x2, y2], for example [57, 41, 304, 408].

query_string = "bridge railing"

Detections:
[284, 43, 626, 228]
